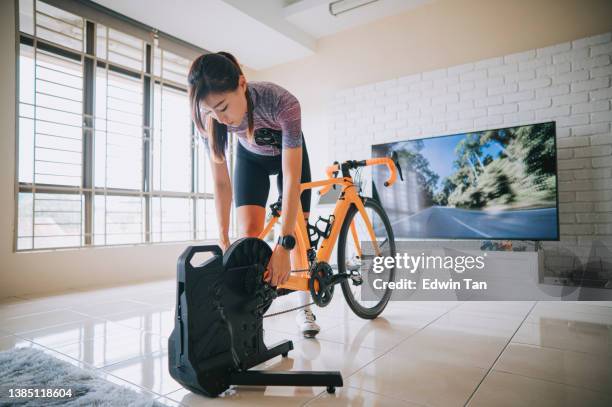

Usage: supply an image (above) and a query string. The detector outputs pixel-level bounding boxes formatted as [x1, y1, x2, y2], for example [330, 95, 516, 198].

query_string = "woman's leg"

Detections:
[276, 137, 312, 276]
[276, 137, 319, 337]
[237, 205, 266, 238]
[276, 165, 312, 292]
[294, 139, 313, 310]
[234, 143, 271, 238]
[293, 210, 310, 308]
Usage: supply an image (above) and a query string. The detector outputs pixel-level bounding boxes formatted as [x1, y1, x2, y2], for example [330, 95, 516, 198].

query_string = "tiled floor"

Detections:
[1, 280, 611, 406]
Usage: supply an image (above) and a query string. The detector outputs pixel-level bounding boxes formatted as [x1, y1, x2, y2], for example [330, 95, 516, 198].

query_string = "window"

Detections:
[16, 0, 230, 251]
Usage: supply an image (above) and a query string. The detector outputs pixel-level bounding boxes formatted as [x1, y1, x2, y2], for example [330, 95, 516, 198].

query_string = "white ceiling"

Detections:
[284, 0, 432, 39]
[92, 0, 432, 70]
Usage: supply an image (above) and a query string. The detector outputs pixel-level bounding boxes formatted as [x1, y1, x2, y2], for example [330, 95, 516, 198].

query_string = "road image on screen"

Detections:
[372, 122, 559, 240]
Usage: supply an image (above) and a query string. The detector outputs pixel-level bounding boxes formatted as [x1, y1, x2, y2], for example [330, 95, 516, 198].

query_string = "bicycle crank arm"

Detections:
[329, 273, 350, 286]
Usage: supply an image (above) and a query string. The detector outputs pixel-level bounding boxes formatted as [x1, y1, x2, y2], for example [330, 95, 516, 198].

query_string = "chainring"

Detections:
[309, 262, 334, 307]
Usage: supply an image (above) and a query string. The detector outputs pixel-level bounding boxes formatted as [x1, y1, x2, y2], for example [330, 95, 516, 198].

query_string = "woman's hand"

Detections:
[265, 245, 291, 287]
[219, 235, 231, 252]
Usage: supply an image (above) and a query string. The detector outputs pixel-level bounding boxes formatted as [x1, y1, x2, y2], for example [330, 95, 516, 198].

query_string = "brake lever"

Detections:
[332, 161, 339, 189]
[391, 151, 404, 181]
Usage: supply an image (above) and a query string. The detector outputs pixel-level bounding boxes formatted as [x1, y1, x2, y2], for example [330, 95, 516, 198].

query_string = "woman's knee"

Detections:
[239, 224, 263, 238]
[237, 205, 265, 238]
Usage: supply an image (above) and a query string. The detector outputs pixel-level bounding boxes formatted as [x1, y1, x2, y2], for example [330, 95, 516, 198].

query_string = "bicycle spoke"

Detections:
[379, 238, 388, 249]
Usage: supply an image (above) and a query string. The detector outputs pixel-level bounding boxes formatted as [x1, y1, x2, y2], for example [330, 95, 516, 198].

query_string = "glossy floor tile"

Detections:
[165, 383, 324, 406]
[375, 303, 452, 323]
[468, 370, 612, 407]
[428, 309, 523, 336]
[393, 327, 510, 369]
[532, 301, 612, 316]
[526, 305, 612, 326]
[99, 306, 175, 336]
[456, 301, 535, 317]
[69, 299, 158, 318]
[0, 299, 71, 320]
[129, 292, 176, 308]
[100, 350, 184, 396]
[305, 386, 424, 406]
[263, 310, 344, 336]
[1, 281, 611, 406]
[2, 309, 91, 334]
[511, 319, 612, 356]
[260, 336, 387, 378]
[495, 343, 612, 394]
[17, 317, 142, 349]
[54, 330, 168, 368]
[314, 315, 426, 351]
[346, 346, 488, 407]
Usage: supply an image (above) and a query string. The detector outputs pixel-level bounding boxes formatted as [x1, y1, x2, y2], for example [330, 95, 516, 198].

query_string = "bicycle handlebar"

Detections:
[319, 156, 401, 196]
[367, 158, 396, 186]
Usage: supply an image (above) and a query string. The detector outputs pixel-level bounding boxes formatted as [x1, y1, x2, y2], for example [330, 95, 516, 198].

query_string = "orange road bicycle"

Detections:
[261, 153, 404, 319]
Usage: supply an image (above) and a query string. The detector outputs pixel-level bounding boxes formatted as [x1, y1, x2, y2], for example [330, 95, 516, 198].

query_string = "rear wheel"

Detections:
[338, 198, 396, 319]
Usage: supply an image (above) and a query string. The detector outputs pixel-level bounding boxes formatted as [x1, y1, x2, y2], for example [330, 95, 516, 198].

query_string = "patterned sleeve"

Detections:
[276, 91, 302, 149]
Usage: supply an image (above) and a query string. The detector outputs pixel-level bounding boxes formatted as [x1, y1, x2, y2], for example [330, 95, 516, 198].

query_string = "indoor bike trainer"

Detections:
[168, 238, 343, 397]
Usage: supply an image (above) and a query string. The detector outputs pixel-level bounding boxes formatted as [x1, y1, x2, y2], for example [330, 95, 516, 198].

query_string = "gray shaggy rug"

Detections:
[0, 347, 167, 406]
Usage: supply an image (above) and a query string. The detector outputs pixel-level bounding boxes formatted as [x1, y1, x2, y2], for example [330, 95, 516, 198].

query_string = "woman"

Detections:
[188, 52, 320, 338]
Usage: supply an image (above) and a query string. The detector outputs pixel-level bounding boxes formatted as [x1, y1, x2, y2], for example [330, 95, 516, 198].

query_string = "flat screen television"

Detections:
[372, 121, 559, 240]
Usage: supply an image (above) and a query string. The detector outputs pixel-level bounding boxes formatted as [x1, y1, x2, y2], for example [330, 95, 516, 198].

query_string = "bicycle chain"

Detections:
[262, 268, 314, 318]
[263, 301, 315, 318]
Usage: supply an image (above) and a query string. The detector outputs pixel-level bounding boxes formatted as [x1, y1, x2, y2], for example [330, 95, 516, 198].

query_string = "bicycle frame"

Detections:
[259, 157, 399, 292]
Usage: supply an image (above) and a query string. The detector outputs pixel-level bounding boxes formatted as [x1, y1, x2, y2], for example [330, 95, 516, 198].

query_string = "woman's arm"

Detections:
[210, 157, 232, 249]
[280, 146, 303, 238]
[266, 146, 302, 286]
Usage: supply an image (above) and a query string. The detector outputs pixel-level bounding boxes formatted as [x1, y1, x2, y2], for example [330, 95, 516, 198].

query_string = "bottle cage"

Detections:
[308, 215, 335, 249]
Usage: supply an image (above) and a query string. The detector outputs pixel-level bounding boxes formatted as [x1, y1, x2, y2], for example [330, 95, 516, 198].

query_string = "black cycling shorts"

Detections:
[234, 135, 312, 212]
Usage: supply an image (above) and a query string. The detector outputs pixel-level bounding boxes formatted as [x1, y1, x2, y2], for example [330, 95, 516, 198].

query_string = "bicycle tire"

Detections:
[338, 197, 396, 319]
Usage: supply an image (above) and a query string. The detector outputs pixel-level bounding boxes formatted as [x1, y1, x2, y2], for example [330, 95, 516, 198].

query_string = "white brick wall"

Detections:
[330, 32, 612, 279]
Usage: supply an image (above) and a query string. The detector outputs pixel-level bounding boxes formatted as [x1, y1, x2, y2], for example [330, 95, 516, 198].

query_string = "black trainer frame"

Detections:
[168, 238, 343, 397]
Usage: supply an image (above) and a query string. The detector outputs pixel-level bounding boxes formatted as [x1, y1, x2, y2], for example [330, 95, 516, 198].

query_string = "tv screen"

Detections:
[372, 122, 559, 240]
